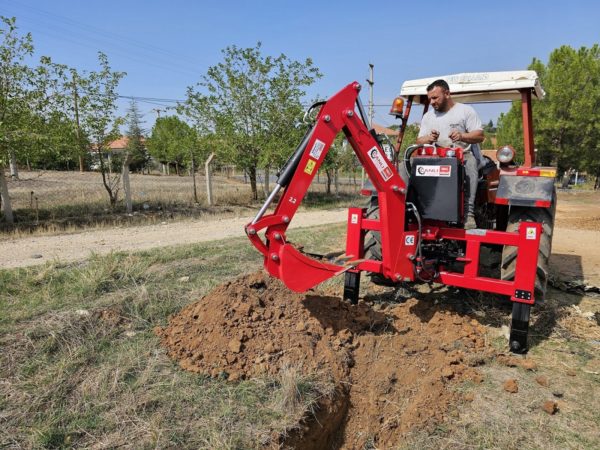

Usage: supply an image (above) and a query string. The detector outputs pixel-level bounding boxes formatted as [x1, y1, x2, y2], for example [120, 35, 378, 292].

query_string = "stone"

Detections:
[541, 400, 558, 415]
[228, 338, 242, 353]
[503, 379, 519, 393]
[535, 375, 549, 387]
[441, 367, 455, 379]
[520, 359, 538, 371]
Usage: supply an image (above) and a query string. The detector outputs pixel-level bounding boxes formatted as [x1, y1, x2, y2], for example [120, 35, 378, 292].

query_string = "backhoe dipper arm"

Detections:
[246, 82, 408, 292]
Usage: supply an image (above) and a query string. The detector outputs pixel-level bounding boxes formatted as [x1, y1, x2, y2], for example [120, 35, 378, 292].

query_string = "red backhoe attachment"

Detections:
[246, 81, 544, 353]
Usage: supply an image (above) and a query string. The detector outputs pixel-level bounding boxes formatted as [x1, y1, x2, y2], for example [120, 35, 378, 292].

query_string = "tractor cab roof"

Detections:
[399, 70, 544, 104]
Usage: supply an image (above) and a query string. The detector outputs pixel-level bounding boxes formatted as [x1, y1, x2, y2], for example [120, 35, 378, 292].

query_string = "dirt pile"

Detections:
[156, 272, 489, 448]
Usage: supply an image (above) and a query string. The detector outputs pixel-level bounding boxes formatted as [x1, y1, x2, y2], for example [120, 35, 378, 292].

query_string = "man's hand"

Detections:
[449, 129, 463, 142]
[416, 129, 440, 145]
[428, 129, 440, 143]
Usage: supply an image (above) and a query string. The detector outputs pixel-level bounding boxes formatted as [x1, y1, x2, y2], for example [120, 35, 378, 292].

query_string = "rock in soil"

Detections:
[156, 271, 488, 449]
[503, 379, 519, 393]
[541, 400, 559, 415]
[535, 375, 549, 387]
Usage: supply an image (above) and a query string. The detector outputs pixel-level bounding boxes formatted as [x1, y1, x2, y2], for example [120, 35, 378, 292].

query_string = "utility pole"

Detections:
[72, 72, 84, 172]
[367, 63, 374, 128]
[152, 108, 164, 118]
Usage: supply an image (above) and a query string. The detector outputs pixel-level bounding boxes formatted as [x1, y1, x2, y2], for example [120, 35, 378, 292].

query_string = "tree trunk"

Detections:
[0, 166, 14, 224]
[175, 162, 180, 176]
[248, 166, 258, 200]
[122, 153, 132, 214]
[263, 166, 270, 196]
[79, 155, 85, 172]
[9, 149, 18, 180]
[334, 168, 339, 196]
[326, 169, 333, 195]
[107, 153, 113, 176]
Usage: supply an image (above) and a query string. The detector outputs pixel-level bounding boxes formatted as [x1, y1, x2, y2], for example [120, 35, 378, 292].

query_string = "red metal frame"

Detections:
[521, 89, 535, 168]
[246, 81, 543, 304]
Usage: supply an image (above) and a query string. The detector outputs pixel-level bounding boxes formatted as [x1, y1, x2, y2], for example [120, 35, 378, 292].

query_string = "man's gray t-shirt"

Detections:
[418, 103, 483, 148]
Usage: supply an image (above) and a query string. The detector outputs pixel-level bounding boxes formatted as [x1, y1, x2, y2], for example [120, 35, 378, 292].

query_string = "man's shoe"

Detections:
[465, 214, 477, 230]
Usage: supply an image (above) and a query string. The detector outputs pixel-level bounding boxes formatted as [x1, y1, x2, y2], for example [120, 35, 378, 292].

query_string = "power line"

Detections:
[0, 0, 205, 77]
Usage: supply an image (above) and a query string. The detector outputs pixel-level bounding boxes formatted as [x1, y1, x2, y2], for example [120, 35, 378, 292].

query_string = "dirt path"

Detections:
[2, 197, 600, 286]
[0, 209, 349, 270]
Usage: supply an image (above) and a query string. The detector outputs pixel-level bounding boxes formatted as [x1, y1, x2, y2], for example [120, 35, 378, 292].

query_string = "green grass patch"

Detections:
[0, 224, 344, 448]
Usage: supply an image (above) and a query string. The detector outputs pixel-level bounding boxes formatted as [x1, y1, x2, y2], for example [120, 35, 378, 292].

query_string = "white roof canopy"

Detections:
[399, 71, 544, 104]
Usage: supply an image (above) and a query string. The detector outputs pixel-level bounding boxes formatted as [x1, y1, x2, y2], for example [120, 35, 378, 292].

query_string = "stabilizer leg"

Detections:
[343, 271, 360, 305]
[509, 302, 531, 354]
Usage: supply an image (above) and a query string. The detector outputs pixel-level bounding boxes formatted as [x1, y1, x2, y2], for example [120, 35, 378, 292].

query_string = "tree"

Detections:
[180, 43, 321, 200]
[0, 17, 63, 221]
[124, 100, 148, 170]
[147, 115, 200, 200]
[147, 116, 196, 173]
[77, 53, 126, 207]
[496, 45, 600, 185]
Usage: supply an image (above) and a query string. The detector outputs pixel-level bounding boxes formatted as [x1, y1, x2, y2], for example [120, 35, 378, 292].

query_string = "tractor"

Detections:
[246, 71, 556, 353]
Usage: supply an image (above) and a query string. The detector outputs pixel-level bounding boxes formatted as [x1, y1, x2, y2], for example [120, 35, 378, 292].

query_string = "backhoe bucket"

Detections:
[276, 244, 343, 292]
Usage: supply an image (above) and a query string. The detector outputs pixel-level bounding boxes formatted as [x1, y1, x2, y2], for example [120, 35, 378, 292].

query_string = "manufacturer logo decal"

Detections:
[405, 235, 415, 246]
[526, 227, 537, 240]
[415, 165, 452, 177]
[368, 147, 393, 181]
[304, 159, 316, 175]
[309, 139, 326, 160]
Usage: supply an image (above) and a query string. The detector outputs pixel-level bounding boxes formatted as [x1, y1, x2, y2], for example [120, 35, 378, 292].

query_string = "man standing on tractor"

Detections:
[416, 79, 484, 229]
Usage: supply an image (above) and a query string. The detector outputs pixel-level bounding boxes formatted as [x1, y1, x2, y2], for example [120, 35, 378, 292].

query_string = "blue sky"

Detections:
[1, 0, 598, 129]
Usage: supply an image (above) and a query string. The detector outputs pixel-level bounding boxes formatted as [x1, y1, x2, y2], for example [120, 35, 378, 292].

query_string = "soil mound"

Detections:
[156, 272, 489, 448]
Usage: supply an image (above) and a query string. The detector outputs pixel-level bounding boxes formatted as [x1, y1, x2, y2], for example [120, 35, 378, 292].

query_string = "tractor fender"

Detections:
[496, 175, 554, 207]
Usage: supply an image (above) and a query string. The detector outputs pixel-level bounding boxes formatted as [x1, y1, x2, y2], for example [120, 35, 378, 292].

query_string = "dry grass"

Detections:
[0, 224, 345, 449]
[2, 170, 362, 236]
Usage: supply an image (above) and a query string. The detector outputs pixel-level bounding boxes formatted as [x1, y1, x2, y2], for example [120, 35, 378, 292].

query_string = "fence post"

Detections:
[205, 153, 216, 206]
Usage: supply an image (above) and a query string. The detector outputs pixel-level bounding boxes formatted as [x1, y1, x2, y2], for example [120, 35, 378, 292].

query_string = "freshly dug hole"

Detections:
[156, 272, 489, 448]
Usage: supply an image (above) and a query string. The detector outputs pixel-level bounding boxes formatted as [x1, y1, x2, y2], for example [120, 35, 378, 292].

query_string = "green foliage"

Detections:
[147, 115, 198, 170]
[124, 100, 149, 171]
[0, 16, 36, 166]
[399, 124, 419, 154]
[179, 43, 322, 199]
[482, 135, 494, 150]
[74, 53, 126, 205]
[496, 45, 600, 175]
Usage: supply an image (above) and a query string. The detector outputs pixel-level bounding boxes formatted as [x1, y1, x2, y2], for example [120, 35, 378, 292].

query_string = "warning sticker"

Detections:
[415, 165, 452, 177]
[351, 213, 359, 224]
[304, 159, 316, 175]
[309, 139, 326, 161]
[526, 227, 537, 240]
[368, 147, 393, 181]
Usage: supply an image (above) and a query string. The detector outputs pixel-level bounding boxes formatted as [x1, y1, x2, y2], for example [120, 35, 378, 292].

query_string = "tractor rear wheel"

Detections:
[363, 196, 395, 286]
[500, 192, 556, 301]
